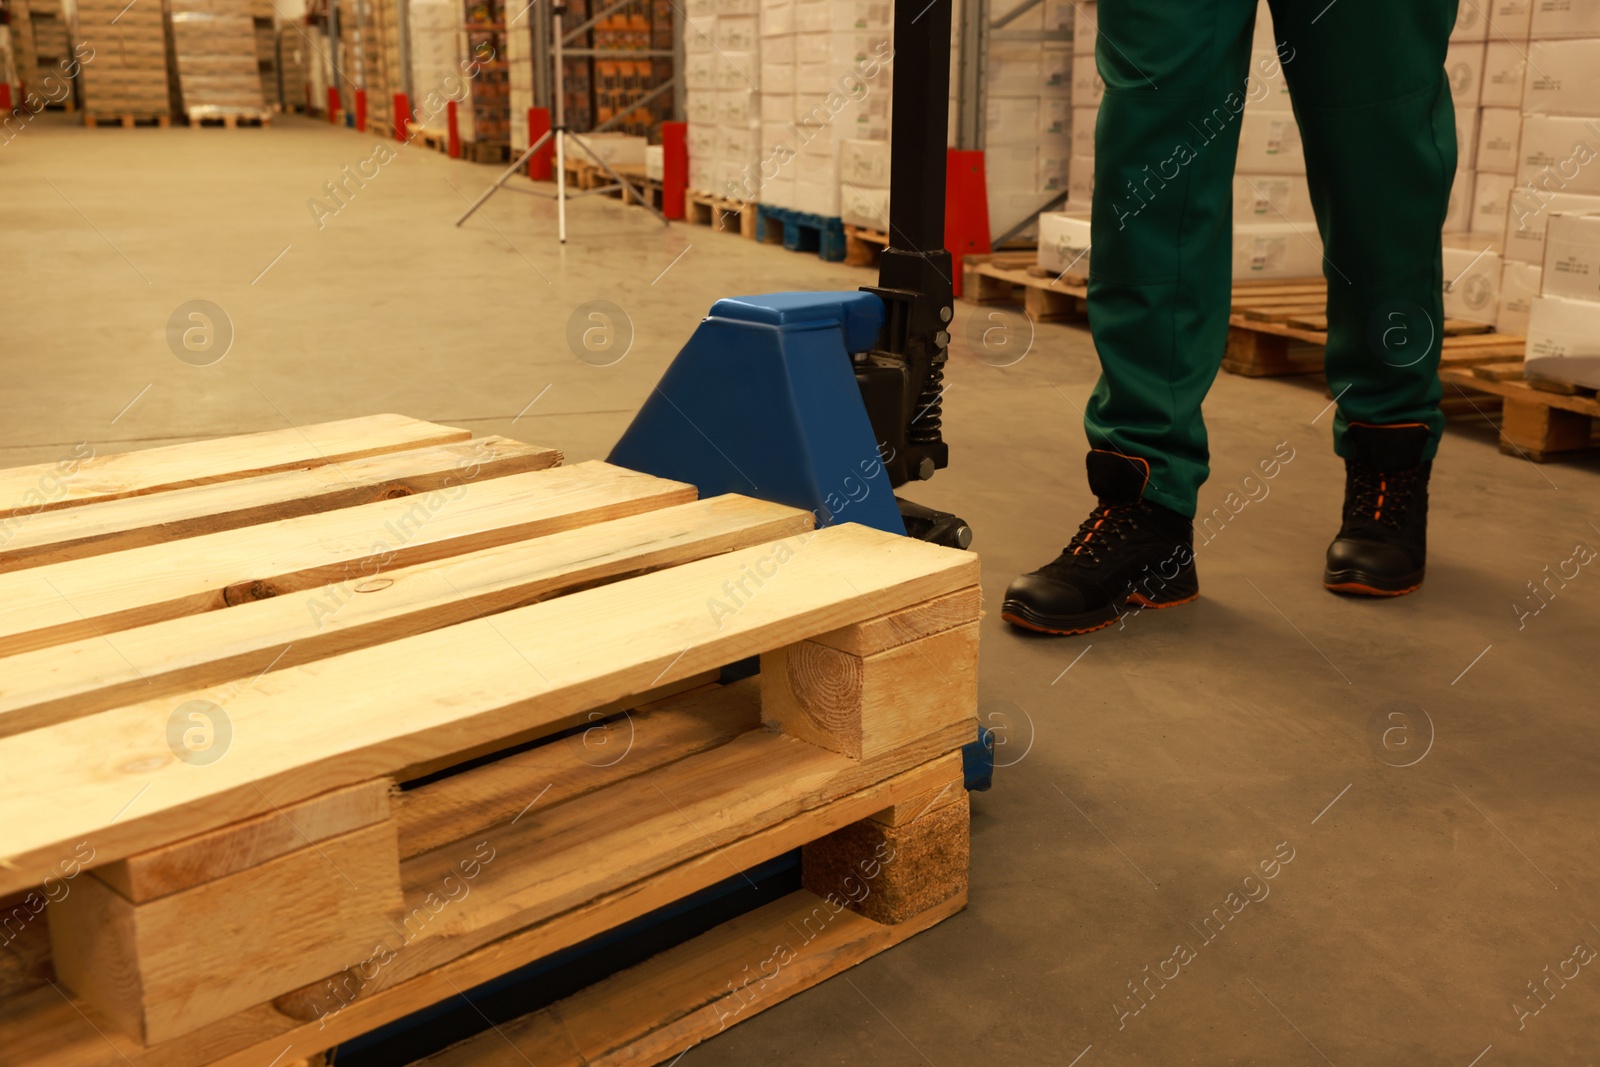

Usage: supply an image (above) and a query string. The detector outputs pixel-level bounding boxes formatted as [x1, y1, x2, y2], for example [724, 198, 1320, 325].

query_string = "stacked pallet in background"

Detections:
[338, 0, 398, 137]
[0, 414, 978, 1067]
[75, 0, 172, 124]
[409, 0, 461, 138]
[169, 0, 271, 124]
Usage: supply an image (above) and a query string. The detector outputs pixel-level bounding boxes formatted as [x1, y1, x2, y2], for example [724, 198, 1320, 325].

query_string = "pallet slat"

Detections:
[0, 414, 470, 519]
[417, 888, 966, 1067]
[0, 461, 695, 657]
[0, 437, 560, 571]
[0, 495, 808, 737]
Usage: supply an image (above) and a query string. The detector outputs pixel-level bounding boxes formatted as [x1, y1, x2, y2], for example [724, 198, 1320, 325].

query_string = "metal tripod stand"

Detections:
[454, 1, 669, 240]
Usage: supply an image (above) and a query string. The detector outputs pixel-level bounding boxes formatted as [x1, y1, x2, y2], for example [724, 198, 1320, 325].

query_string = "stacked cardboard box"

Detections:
[682, 0, 761, 201]
[1524, 212, 1600, 384]
[985, 0, 1074, 237]
[169, 0, 268, 119]
[757, 0, 892, 216]
[74, 0, 170, 117]
[1481, 1, 1600, 334]
[409, 0, 463, 136]
[277, 26, 308, 110]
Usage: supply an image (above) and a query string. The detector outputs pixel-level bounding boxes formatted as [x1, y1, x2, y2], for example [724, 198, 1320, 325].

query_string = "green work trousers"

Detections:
[1085, 0, 1459, 517]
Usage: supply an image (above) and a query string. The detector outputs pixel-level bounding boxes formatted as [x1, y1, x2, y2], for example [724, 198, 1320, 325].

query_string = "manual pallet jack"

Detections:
[609, 0, 972, 552]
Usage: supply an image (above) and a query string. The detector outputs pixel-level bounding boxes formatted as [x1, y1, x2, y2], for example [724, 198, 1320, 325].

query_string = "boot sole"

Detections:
[1001, 589, 1199, 636]
[1323, 569, 1424, 597]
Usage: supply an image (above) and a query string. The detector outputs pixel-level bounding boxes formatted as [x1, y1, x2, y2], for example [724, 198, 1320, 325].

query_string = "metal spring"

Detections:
[909, 362, 944, 443]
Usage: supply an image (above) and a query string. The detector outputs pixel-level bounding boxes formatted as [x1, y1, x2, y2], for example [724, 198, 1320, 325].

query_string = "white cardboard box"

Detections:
[1233, 173, 1317, 224]
[1530, 0, 1600, 39]
[1037, 211, 1092, 275]
[1480, 40, 1527, 106]
[1232, 223, 1324, 279]
[1245, 47, 1292, 112]
[1071, 63, 1104, 108]
[1452, 0, 1491, 40]
[1517, 115, 1600, 196]
[839, 137, 889, 186]
[1043, 97, 1072, 136]
[1524, 39, 1600, 115]
[1039, 149, 1071, 193]
[794, 178, 840, 215]
[1499, 259, 1543, 332]
[1504, 190, 1600, 262]
[987, 143, 1039, 195]
[1486, 0, 1533, 40]
[1540, 211, 1600, 302]
[1476, 108, 1522, 173]
[1526, 295, 1600, 358]
[1235, 111, 1306, 174]
[1072, 105, 1095, 155]
[1069, 152, 1095, 203]
[1446, 41, 1486, 102]
[987, 94, 1044, 144]
[1445, 171, 1475, 233]
[1073, 2, 1096, 55]
[1443, 244, 1504, 323]
[1456, 106, 1479, 167]
[840, 182, 888, 228]
[1473, 171, 1516, 233]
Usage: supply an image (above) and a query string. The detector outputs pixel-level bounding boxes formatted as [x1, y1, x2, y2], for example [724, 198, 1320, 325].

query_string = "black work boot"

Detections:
[1002, 450, 1199, 635]
[1324, 423, 1432, 596]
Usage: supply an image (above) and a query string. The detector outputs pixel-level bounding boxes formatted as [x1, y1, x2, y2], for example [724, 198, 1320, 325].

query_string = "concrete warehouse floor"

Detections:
[4, 114, 1600, 1067]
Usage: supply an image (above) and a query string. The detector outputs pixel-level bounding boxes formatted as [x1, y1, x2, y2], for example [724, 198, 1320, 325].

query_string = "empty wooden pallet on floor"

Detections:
[0, 414, 980, 1067]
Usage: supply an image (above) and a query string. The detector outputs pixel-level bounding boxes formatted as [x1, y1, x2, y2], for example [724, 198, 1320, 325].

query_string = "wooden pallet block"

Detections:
[686, 191, 757, 239]
[0, 418, 979, 1067]
[960, 253, 1089, 323]
[843, 225, 888, 268]
[84, 113, 172, 128]
[1440, 366, 1600, 460]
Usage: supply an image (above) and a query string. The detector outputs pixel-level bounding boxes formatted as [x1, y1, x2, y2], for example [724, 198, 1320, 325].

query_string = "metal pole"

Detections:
[455, 129, 556, 225]
[956, 0, 988, 151]
[555, 3, 567, 243]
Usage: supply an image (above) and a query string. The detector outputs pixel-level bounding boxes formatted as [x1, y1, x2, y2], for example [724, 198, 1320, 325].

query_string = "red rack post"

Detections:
[661, 120, 687, 221]
[393, 93, 410, 141]
[944, 149, 992, 300]
[354, 89, 367, 132]
[446, 100, 461, 159]
[527, 108, 552, 180]
[327, 86, 339, 124]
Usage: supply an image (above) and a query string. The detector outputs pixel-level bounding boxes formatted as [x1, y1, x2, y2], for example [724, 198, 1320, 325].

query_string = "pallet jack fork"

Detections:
[609, 0, 971, 551]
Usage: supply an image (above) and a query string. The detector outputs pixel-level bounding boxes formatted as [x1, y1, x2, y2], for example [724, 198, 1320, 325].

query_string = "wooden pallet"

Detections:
[1224, 279, 1500, 376]
[83, 112, 171, 128]
[686, 190, 759, 239]
[565, 159, 661, 208]
[187, 110, 273, 128]
[843, 225, 888, 269]
[0, 415, 978, 1067]
[961, 253, 1089, 323]
[1440, 361, 1600, 461]
[756, 206, 847, 262]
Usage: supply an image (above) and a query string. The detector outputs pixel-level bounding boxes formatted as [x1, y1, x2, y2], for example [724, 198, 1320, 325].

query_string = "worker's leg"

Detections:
[1267, 0, 1457, 456]
[1003, 0, 1261, 636]
[1265, 0, 1456, 595]
[1082, 0, 1260, 518]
